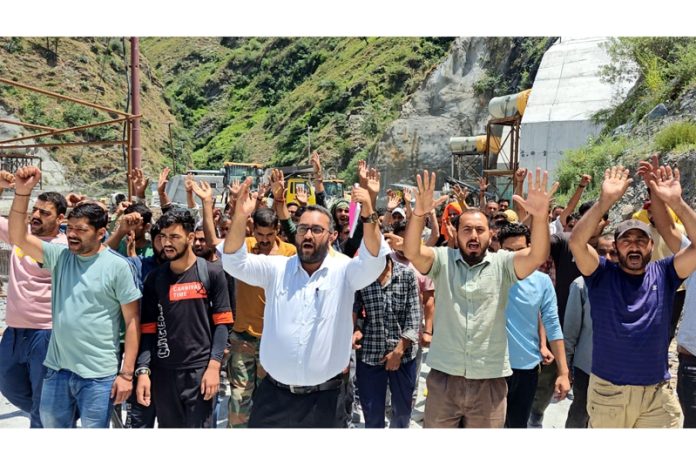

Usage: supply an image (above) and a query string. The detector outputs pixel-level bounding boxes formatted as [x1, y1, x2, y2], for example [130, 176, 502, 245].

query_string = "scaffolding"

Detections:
[483, 115, 521, 201]
[0, 76, 141, 198]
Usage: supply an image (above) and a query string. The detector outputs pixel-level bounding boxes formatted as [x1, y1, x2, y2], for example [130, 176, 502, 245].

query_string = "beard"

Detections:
[297, 238, 330, 265]
[30, 218, 53, 236]
[617, 250, 650, 272]
[164, 244, 188, 262]
[459, 239, 487, 266]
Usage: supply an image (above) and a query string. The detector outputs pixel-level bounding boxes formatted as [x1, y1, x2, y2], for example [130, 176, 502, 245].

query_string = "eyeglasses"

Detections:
[296, 224, 328, 235]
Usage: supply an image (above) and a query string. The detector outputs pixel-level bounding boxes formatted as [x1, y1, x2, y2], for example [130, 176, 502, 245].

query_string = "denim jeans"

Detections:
[0, 328, 51, 428]
[40, 368, 116, 428]
[677, 353, 696, 428]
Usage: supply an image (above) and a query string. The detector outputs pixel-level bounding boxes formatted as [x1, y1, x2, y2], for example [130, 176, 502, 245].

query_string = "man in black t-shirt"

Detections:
[135, 209, 233, 428]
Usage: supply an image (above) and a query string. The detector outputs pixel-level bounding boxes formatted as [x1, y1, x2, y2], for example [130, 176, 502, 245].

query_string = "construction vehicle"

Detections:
[223, 162, 265, 190]
[165, 169, 227, 207]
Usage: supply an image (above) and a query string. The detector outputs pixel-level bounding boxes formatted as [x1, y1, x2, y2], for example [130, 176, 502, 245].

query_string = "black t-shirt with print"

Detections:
[550, 232, 581, 326]
[141, 260, 232, 370]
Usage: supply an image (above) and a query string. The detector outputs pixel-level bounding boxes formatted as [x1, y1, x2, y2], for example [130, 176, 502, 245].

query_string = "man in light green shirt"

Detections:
[404, 168, 557, 428]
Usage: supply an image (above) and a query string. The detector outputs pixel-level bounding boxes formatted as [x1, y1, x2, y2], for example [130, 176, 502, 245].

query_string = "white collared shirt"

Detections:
[219, 238, 390, 386]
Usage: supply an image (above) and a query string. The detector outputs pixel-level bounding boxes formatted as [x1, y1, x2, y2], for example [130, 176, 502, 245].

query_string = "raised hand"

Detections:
[295, 184, 309, 206]
[14, 166, 42, 195]
[403, 187, 413, 206]
[512, 168, 559, 218]
[387, 191, 401, 211]
[351, 185, 373, 213]
[129, 167, 149, 198]
[444, 214, 457, 241]
[115, 200, 132, 217]
[637, 154, 660, 186]
[191, 180, 214, 203]
[0, 170, 16, 189]
[184, 173, 195, 193]
[228, 178, 242, 200]
[233, 177, 257, 218]
[478, 176, 489, 192]
[514, 167, 528, 184]
[413, 170, 447, 217]
[599, 165, 632, 205]
[118, 212, 143, 234]
[579, 173, 592, 187]
[157, 167, 170, 194]
[648, 165, 683, 206]
[452, 184, 469, 209]
[270, 169, 285, 200]
[66, 192, 87, 207]
[125, 231, 137, 257]
[311, 151, 322, 177]
[366, 167, 381, 198]
[357, 160, 368, 189]
[383, 232, 404, 252]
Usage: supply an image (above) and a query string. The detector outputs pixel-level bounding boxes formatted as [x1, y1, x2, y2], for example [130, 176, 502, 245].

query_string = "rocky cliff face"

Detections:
[373, 37, 554, 191]
[374, 38, 490, 190]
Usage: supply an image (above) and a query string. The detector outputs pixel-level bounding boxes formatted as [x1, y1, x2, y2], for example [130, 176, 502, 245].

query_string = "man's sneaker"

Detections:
[528, 411, 544, 428]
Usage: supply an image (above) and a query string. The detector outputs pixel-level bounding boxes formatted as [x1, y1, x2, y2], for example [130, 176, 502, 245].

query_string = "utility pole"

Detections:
[307, 124, 312, 159]
[130, 37, 141, 170]
[167, 122, 175, 174]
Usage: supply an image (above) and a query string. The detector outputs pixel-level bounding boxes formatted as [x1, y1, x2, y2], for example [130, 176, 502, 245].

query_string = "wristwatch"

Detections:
[135, 367, 151, 377]
[361, 212, 379, 224]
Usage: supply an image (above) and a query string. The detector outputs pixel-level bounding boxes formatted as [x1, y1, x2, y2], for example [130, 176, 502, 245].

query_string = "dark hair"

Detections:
[37, 192, 67, 215]
[124, 202, 153, 224]
[492, 212, 508, 222]
[567, 212, 582, 224]
[150, 222, 161, 238]
[67, 202, 109, 230]
[156, 208, 195, 234]
[497, 222, 531, 247]
[253, 207, 278, 229]
[579, 200, 595, 217]
[298, 204, 335, 232]
[391, 220, 408, 235]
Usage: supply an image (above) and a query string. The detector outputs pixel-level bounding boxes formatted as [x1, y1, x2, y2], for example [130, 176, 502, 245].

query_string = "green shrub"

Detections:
[654, 121, 696, 152]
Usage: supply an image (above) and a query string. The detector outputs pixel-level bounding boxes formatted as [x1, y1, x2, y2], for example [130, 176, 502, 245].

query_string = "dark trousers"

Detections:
[151, 365, 214, 428]
[531, 362, 557, 417]
[356, 358, 417, 428]
[124, 384, 156, 428]
[677, 353, 696, 428]
[0, 328, 51, 428]
[670, 290, 686, 342]
[565, 367, 590, 428]
[248, 375, 347, 428]
[505, 366, 539, 428]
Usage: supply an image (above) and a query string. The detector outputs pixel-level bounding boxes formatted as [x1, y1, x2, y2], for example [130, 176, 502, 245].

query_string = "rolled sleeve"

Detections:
[346, 237, 391, 291]
[217, 241, 275, 289]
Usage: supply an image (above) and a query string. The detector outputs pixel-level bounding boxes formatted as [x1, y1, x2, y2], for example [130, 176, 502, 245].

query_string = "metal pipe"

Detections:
[127, 118, 133, 200]
[0, 140, 127, 150]
[0, 119, 58, 132]
[0, 77, 130, 117]
[130, 37, 142, 170]
[0, 116, 136, 145]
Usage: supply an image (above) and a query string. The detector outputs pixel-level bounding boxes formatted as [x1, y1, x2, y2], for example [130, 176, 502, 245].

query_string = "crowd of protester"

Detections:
[0, 151, 695, 429]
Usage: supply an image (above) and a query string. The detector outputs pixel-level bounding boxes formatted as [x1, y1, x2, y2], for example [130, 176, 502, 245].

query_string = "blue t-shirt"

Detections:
[585, 256, 682, 385]
[506, 271, 562, 370]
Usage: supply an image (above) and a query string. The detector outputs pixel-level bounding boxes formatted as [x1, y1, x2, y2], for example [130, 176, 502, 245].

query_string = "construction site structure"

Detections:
[449, 89, 530, 203]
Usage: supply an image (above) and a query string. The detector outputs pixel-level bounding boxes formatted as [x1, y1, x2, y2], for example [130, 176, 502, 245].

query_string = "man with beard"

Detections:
[403, 168, 557, 428]
[569, 164, 696, 428]
[219, 172, 390, 428]
[135, 209, 233, 427]
[0, 171, 67, 428]
[8, 167, 141, 428]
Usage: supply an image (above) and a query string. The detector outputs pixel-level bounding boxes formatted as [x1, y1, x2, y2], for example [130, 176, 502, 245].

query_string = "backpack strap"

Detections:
[196, 256, 211, 306]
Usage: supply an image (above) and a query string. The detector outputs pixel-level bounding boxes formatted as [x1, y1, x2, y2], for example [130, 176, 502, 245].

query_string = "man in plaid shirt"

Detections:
[352, 256, 421, 428]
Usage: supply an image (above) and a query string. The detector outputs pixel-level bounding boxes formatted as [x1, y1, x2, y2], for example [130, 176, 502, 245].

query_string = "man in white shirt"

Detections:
[219, 174, 390, 428]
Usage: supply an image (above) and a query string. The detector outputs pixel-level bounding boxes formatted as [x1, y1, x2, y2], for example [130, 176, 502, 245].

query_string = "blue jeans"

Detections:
[355, 358, 417, 428]
[40, 368, 116, 428]
[0, 328, 51, 428]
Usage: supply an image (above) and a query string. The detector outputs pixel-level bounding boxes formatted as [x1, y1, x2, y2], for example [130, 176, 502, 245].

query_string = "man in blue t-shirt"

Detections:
[569, 163, 696, 428]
